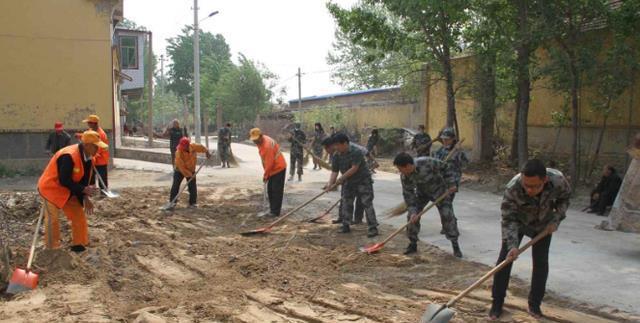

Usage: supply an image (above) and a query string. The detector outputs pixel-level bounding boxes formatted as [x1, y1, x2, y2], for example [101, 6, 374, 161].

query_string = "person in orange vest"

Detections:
[250, 128, 287, 217]
[167, 137, 211, 209]
[38, 130, 107, 252]
[82, 114, 110, 192]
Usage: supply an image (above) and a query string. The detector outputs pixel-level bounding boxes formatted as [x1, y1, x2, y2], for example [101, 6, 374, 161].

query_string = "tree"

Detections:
[539, 0, 609, 185]
[327, 0, 470, 135]
[117, 18, 147, 31]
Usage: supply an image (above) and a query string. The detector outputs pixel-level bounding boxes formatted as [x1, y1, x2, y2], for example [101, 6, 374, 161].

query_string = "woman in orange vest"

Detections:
[38, 130, 106, 252]
[250, 128, 287, 217]
[83, 114, 110, 191]
[167, 137, 211, 209]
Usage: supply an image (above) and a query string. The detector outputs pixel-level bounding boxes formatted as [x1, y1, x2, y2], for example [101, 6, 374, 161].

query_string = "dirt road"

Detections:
[0, 185, 636, 322]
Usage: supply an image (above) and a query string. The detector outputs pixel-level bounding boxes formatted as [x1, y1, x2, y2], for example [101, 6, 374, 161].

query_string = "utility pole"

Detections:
[147, 31, 154, 147]
[159, 54, 166, 94]
[297, 67, 302, 110]
[193, 0, 202, 143]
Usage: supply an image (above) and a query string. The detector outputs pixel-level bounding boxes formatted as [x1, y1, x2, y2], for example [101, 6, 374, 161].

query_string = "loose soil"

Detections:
[0, 186, 635, 322]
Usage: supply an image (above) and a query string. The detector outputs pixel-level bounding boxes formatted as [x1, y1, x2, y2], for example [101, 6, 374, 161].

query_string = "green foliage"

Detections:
[117, 18, 147, 31]
[294, 105, 352, 131]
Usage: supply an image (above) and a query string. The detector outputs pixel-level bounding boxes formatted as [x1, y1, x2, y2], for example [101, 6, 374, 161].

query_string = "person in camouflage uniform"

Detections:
[217, 123, 232, 168]
[393, 152, 462, 257]
[325, 133, 378, 237]
[432, 127, 468, 189]
[287, 123, 307, 181]
[489, 159, 571, 320]
[410, 125, 432, 157]
[311, 123, 326, 170]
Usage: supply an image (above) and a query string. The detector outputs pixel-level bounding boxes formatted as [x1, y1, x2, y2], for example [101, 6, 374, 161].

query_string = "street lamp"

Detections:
[193, 1, 219, 144]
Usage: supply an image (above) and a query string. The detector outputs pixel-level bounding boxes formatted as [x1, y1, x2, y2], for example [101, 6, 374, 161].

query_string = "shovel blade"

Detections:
[421, 304, 455, 323]
[6, 268, 39, 295]
[160, 202, 176, 211]
[101, 189, 119, 198]
[308, 212, 328, 223]
[240, 227, 271, 236]
[359, 242, 384, 254]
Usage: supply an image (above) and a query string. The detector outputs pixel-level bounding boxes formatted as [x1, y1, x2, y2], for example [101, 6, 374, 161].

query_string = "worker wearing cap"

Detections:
[168, 137, 211, 209]
[45, 121, 71, 155]
[432, 127, 468, 192]
[37, 130, 106, 252]
[250, 128, 287, 217]
[83, 115, 110, 191]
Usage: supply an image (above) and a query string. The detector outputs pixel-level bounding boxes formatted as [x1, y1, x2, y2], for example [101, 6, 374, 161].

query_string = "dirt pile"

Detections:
[0, 187, 635, 322]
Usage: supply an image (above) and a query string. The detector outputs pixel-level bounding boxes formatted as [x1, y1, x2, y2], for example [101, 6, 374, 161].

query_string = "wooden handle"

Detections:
[446, 230, 551, 307]
[27, 205, 45, 270]
[380, 190, 452, 245]
[326, 198, 341, 213]
[444, 138, 465, 162]
[269, 183, 337, 228]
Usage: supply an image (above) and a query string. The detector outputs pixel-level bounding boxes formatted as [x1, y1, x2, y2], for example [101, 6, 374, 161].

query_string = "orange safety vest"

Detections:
[94, 127, 110, 166]
[38, 144, 87, 209]
[258, 135, 287, 179]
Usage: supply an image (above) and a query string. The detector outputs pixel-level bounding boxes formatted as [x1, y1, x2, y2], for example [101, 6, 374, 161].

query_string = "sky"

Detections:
[124, 0, 358, 102]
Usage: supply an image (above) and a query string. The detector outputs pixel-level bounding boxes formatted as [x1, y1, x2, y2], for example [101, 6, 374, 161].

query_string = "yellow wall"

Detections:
[0, 0, 116, 131]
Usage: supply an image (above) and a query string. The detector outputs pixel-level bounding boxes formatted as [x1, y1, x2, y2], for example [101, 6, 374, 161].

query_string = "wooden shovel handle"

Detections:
[444, 138, 465, 162]
[379, 190, 452, 246]
[268, 183, 338, 228]
[26, 205, 45, 270]
[446, 229, 551, 307]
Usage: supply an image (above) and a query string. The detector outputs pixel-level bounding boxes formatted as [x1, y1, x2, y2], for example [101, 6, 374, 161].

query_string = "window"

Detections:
[120, 36, 138, 69]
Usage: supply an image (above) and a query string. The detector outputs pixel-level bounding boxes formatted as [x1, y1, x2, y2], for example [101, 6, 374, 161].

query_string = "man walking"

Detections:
[410, 125, 432, 157]
[167, 137, 210, 209]
[163, 119, 188, 166]
[311, 122, 326, 170]
[83, 115, 110, 191]
[38, 130, 106, 252]
[251, 128, 287, 217]
[393, 152, 461, 257]
[489, 159, 571, 320]
[218, 123, 233, 168]
[432, 127, 468, 190]
[288, 123, 306, 181]
[45, 122, 71, 155]
[326, 133, 378, 237]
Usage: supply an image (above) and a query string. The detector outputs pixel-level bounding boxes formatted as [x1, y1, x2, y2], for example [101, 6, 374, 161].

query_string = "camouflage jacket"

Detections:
[411, 132, 432, 154]
[218, 127, 231, 145]
[312, 129, 326, 149]
[288, 129, 307, 154]
[331, 144, 371, 186]
[401, 157, 457, 215]
[501, 168, 571, 250]
[432, 144, 468, 186]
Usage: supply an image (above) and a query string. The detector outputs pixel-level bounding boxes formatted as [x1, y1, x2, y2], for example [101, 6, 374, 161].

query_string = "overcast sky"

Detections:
[124, 0, 357, 102]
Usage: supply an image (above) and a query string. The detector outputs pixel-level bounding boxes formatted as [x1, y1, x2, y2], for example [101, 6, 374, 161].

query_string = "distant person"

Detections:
[366, 128, 380, 173]
[45, 122, 71, 155]
[218, 123, 232, 168]
[251, 128, 287, 217]
[167, 137, 211, 209]
[287, 123, 307, 181]
[163, 119, 188, 166]
[489, 159, 571, 320]
[588, 165, 622, 216]
[311, 123, 326, 170]
[432, 127, 468, 190]
[83, 115, 110, 191]
[410, 125, 432, 157]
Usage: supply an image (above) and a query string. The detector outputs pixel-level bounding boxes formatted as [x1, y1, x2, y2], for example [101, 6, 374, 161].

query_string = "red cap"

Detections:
[178, 137, 190, 150]
[54, 122, 63, 131]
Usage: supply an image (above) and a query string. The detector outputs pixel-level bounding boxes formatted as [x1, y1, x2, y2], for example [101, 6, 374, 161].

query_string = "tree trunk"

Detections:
[442, 49, 459, 136]
[515, 0, 530, 168]
[570, 64, 580, 188]
[511, 101, 521, 163]
[477, 54, 497, 162]
[587, 108, 610, 179]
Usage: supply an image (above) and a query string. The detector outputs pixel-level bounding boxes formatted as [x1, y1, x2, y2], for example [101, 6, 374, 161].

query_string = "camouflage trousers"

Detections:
[406, 196, 459, 243]
[290, 152, 304, 176]
[218, 144, 231, 162]
[341, 179, 378, 230]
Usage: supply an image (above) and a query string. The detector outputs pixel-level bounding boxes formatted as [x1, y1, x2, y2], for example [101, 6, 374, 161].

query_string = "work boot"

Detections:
[70, 245, 87, 253]
[528, 303, 543, 319]
[288, 175, 294, 181]
[403, 242, 417, 255]
[188, 204, 198, 209]
[488, 300, 503, 320]
[331, 219, 342, 224]
[298, 174, 302, 182]
[338, 225, 350, 234]
[367, 227, 378, 238]
[452, 240, 463, 258]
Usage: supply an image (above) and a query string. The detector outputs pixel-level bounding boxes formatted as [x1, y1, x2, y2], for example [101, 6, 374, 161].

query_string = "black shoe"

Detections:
[338, 226, 350, 234]
[70, 245, 87, 253]
[403, 243, 417, 255]
[440, 229, 445, 235]
[288, 176, 294, 181]
[367, 228, 378, 238]
[452, 240, 463, 258]
[528, 304, 543, 319]
[298, 175, 302, 182]
[488, 301, 503, 320]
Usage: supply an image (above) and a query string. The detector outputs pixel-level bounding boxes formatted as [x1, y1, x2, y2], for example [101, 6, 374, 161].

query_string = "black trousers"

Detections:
[91, 165, 108, 189]
[169, 171, 197, 205]
[590, 192, 616, 213]
[170, 147, 177, 166]
[491, 232, 553, 308]
[267, 169, 286, 216]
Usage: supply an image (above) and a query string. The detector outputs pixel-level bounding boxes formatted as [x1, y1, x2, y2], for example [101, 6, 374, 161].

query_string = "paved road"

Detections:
[111, 141, 640, 315]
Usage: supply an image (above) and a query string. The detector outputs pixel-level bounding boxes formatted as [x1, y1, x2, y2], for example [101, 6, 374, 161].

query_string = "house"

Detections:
[0, 0, 124, 172]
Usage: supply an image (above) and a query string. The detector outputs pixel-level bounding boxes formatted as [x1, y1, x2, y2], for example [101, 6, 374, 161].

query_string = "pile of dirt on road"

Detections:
[0, 187, 636, 322]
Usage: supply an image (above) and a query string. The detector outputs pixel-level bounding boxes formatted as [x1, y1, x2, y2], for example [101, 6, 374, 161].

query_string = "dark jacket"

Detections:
[46, 131, 72, 154]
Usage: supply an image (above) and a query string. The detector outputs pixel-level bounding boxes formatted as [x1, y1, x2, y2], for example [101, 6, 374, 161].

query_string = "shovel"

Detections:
[6, 205, 45, 295]
[360, 191, 451, 254]
[307, 198, 341, 223]
[241, 184, 336, 236]
[421, 229, 551, 323]
[92, 166, 119, 198]
[160, 155, 210, 211]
